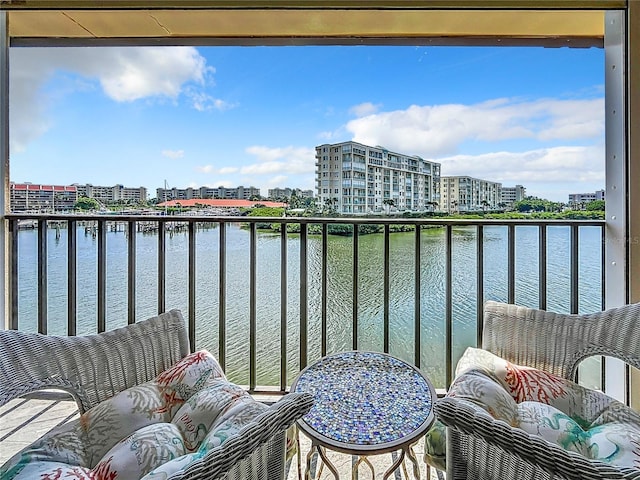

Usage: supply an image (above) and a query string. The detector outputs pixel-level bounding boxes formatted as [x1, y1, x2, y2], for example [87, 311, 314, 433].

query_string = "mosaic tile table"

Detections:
[291, 351, 436, 480]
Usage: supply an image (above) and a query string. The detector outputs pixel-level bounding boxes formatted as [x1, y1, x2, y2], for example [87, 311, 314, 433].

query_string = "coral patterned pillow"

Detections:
[447, 347, 640, 470]
[0, 350, 275, 480]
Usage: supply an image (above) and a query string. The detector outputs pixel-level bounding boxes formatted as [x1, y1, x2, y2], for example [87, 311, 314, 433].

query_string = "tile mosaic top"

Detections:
[292, 351, 435, 450]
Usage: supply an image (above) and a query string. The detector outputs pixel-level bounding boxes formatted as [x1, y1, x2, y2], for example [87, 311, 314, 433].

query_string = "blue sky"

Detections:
[10, 45, 604, 202]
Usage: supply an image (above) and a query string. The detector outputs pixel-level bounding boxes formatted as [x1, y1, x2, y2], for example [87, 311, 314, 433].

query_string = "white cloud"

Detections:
[194, 165, 239, 175]
[439, 144, 605, 184]
[10, 63, 51, 153]
[241, 146, 315, 175]
[346, 97, 604, 158]
[187, 89, 236, 112]
[349, 102, 382, 117]
[10, 47, 214, 153]
[162, 149, 185, 159]
[318, 131, 336, 140]
[267, 175, 289, 187]
[201, 146, 317, 195]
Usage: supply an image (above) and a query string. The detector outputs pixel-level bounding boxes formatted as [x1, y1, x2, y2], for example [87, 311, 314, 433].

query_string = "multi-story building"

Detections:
[10, 183, 78, 212]
[501, 185, 526, 208]
[569, 189, 605, 207]
[156, 185, 261, 202]
[315, 142, 441, 214]
[267, 187, 314, 200]
[75, 184, 147, 204]
[440, 176, 502, 213]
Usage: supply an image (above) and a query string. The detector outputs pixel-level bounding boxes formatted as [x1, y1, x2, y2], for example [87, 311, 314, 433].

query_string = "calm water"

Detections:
[15, 224, 602, 388]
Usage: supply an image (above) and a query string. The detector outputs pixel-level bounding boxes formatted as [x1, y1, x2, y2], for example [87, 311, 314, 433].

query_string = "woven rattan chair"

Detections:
[434, 300, 640, 480]
[0, 310, 313, 480]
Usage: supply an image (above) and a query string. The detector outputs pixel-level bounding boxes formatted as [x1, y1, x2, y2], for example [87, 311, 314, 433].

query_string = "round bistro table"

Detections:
[291, 351, 436, 480]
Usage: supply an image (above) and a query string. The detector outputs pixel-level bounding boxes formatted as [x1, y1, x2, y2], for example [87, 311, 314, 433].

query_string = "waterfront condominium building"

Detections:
[267, 187, 314, 200]
[315, 142, 441, 214]
[440, 176, 502, 213]
[74, 184, 148, 204]
[501, 184, 526, 208]
[10, 183, 78, 212]
[156, 185, 261, 202]
[568, 189, 605, 207]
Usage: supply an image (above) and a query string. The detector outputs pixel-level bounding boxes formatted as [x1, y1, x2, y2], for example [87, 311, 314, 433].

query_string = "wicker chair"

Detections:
[434, 300, 640, 480]
[0, 310, 313, 480]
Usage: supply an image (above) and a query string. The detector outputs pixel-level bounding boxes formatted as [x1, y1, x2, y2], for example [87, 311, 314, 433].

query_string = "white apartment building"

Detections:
[501, 185, 526, 208]
[268, 187, 314, 200]
[440, 176, 502, 213]
[569, 189, 605, 207]
[156, 185, 261, 201]
[75, 184, 147, 204]
[315, 142, 441, 214]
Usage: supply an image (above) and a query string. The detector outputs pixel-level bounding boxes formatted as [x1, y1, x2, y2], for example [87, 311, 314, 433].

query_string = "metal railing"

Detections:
[5, 213, 605, 392]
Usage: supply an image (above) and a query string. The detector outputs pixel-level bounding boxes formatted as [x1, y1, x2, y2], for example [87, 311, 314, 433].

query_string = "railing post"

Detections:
[299, 222, 308, 370]
[384, 223, 390, 353]
[37, 219, 48, 334]
[538, 225, 547, 311]
[508, 224, 516, 304]
[280, 222, 287, 391]
[8, 217, 17, 330]
[249, 222, 256, 391]
[414, 224, 421, 367]
[570, 224, 579, 314]
[352, 223, 359, 351]
[218, 221, 226, 371]
[127, 220, 136, 324]
[97, 220, 106, 333]
[157, 221, 166, 314]
[445, 224, 453, 388]
[67, 219, 77, 335]
[476, 224, 484, 347]
[188, 221, 196, 351]
[321, 223, 328, 357]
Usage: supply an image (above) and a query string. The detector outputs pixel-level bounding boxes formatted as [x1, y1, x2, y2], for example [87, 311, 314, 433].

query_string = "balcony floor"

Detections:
[0, 393, 440, 479]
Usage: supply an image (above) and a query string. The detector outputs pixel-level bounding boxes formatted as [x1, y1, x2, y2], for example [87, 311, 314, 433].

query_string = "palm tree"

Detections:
[324, 197, 338, 215]
[481, 199, 490, 214]
[289, 191, 302, 210]
[382, 198, 395, 215]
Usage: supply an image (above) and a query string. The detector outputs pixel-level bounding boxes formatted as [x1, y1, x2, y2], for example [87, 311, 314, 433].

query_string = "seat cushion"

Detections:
[443, 348, 640, 469]
[0, 350, 275, 480]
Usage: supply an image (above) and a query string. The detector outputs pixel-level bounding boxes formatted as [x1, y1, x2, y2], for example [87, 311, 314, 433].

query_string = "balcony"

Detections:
[0, 212, 606, 477]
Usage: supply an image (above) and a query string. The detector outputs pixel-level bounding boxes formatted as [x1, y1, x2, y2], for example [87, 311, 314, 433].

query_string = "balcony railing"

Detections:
[5, 213, 605, 394]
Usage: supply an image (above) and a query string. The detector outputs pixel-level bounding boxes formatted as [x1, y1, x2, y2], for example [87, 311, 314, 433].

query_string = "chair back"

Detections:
[0, 310, 190, 412]
[482, 301, 640, 380]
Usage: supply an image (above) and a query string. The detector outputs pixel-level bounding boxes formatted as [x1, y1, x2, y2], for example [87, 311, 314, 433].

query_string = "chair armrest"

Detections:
[482, 301, 640, 380]
[434, 397, 640, 480]
[0, 310, 190, 413]
[171, 392, 314, 480]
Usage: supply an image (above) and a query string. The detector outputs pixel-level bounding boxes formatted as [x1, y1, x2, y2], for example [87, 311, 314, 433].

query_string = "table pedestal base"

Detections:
[302, 441, 422, 480]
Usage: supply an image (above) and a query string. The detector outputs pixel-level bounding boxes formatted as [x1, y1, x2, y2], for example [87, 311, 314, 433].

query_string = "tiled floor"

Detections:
[0, 392, 442, 479]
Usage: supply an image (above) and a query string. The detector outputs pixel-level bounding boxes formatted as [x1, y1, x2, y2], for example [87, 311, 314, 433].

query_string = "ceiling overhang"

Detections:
[1, 1, 619, 48]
